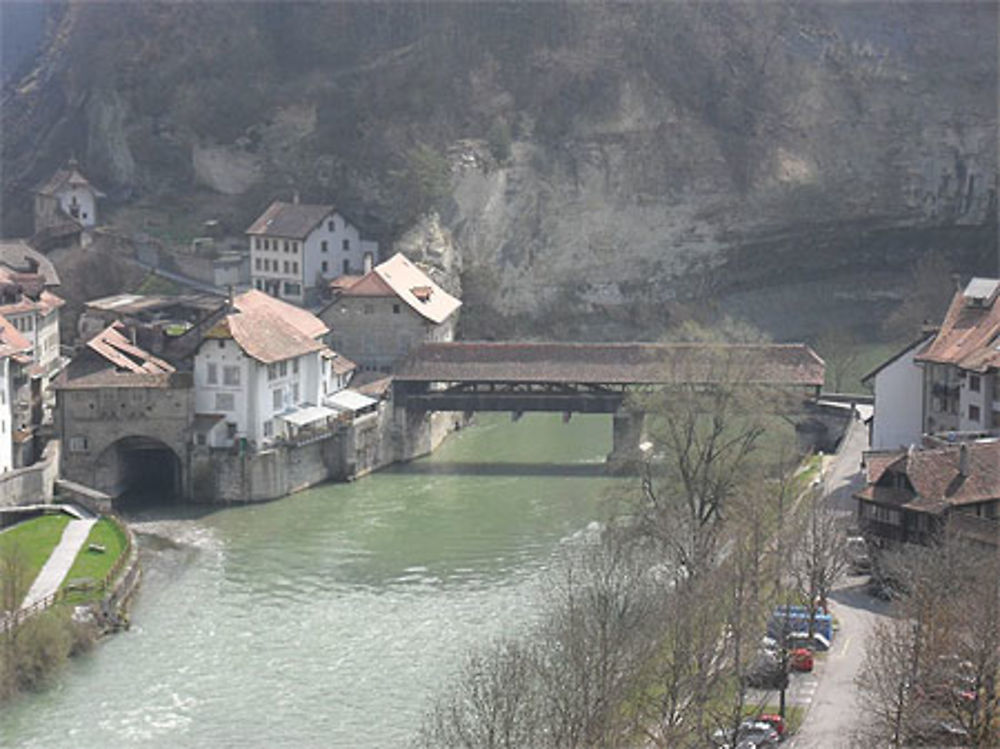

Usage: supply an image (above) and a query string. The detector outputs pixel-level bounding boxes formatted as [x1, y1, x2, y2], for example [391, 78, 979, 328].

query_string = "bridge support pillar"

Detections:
[607, 410, 646, 475]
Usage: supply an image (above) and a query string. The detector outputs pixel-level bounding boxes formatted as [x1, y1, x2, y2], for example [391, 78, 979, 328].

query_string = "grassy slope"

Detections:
[61, 518, 127, 591]
[0, 514, 72, 601]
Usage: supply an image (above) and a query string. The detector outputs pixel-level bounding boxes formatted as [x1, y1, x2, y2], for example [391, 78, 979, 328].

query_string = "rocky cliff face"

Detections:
[2, 2, 996, 339]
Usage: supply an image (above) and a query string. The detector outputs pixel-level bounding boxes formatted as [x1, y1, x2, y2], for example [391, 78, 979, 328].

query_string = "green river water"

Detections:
[1, 414, 617, 748]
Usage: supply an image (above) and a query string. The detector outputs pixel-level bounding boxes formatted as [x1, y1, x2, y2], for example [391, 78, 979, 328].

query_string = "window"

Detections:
[343, 259, 350, 274]
[322, 261, 328, 273]
[969, 404, 981, 422]
[218, 340, 225, 349]
[393, 304, 401, 314]
[264, 239, 269, 251]
[291, 382, 299, 402]
[284, 241, 290, 253]
[268, 363, 278, 380]
[292, 262, 298, 274]
[195, 433, 206, 446]
[273, 388, 283, 410]
[284, 261, 290, 273]
[215, 393, 235, 411]
[255, 258, 262, 271]
[207, 362, 218, 385]
[363, 304, 374, 315]
[328, 219, 335, 232]
[279, 361, 288, 377]
[69, 436, 88, 453]
[342, 238, 350, 251]
[227, 422, 237, 439]
[969, 374, 981, 392]
[263, 419, 273, 438]
[292, 243, 299, 254]
[283, 282, 300, 296]
[321, 240, 328, 252]
[223, 365, 240, 386]
[292, 358, 299, 374]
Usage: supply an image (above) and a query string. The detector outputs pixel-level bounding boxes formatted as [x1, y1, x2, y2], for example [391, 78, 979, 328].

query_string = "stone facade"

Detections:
[55, 375, 195, 499]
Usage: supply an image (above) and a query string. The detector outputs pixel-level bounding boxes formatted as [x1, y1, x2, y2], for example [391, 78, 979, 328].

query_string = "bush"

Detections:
[0, 609, 74, 699]
[487, 118, 512, 163]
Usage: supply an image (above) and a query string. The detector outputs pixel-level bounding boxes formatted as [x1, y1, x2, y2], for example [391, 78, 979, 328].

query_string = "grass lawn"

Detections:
[61, 518, 128, 599]
[0, 514, 71, 600]
[134, 272, 182, 296]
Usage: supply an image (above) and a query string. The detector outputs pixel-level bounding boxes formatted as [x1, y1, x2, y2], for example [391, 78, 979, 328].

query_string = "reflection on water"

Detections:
[1, 414, 618, 749]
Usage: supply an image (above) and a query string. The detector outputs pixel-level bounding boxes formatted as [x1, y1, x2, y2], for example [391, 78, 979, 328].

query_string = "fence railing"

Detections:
[0, 514, 136, 634]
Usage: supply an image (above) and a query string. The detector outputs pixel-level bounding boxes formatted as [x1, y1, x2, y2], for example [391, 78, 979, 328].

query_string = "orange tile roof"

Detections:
[213, 289, 329, 364]
[916, 278, 1000, 372]
[0, 313, 32, 359]
[86, 323, 175, 374]
[335, 253, 461, 324]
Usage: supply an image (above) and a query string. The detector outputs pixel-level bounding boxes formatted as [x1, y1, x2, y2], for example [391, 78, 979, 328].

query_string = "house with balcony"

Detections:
[856, 438, 1000, 549]
[246, 198, 378, 307]
[192, 289, 356, 449]
[864, 277, 1000, 449]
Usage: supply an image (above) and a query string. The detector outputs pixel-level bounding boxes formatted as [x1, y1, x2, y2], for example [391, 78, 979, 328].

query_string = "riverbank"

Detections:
[1, 413, 616, 747]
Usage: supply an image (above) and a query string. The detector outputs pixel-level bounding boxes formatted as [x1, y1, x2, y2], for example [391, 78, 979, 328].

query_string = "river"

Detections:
[1, 413, 617, 748]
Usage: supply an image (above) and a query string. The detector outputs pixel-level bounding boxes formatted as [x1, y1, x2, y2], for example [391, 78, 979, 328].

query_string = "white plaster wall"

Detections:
[959, 371, 989, 431]
[194, 339, 251, 443]
[56, 186, 97, 227]
[871, 343, 925, 449]
[303, 212, 367, 290]
[249, 236, 305, 304]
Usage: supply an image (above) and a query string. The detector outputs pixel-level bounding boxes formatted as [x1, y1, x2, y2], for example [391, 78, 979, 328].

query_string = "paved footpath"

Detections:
[20, 514, 97, 610]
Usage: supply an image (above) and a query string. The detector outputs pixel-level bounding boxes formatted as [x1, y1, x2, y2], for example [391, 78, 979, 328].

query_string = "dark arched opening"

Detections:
[95, 436, 182, 507]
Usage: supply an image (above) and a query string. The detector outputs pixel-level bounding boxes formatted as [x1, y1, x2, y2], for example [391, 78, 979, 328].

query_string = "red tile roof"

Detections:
[334, 253, 461, 324]
[86, 323, 175, 375]
[856, 441, 1000, 512]
[34, 161, 104, 198]
[916, 278, 1000, 372]
[0, 314, 31, 359]
[207, 289, 329, 364]
[395, 341, 826, 386]
[0, 289, 65, 317]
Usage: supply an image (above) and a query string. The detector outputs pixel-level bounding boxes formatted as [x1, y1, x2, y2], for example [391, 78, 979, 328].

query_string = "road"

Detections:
[789, 407, 893, 747]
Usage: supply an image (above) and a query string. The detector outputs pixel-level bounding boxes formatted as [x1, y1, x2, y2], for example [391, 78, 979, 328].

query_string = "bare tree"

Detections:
[813, 326, 862, 393]
[789, 483, 848, 623]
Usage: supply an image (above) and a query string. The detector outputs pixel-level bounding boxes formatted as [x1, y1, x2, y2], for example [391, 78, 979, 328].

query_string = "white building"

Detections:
[246, 199, 378, 307]
[866, 277, 1000, 449]
[33, 157, 104, 231]
[192, 290, 356, 449]
[0, 315, 32, 473]
[863, 333, 933, 450]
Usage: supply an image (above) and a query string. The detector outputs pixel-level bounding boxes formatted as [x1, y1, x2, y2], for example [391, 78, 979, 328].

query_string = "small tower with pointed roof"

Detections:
[33, 156, 105, 233]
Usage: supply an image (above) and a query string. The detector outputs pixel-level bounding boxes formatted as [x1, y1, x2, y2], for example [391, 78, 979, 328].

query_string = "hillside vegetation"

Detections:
[1, 2, 996, 339]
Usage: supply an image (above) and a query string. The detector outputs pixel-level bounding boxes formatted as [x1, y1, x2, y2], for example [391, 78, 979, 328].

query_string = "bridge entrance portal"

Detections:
[95, 436, 182, 506]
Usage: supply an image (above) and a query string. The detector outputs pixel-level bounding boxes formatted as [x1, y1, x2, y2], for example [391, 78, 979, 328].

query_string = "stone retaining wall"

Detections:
[0, 440, 59, 508]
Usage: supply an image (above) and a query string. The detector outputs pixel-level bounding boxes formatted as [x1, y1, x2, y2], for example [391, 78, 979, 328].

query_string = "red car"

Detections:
[757, 713, 786, 738]
[789, 648, 814, 672]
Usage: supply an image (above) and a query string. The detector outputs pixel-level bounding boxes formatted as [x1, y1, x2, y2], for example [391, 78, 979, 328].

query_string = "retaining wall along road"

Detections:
[0, 440, 59, 508]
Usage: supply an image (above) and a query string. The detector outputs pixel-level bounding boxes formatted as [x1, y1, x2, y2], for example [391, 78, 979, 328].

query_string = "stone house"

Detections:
[53, 323, 194, 499]
[322, 252, 461, 373]
[865, 277, 1000, 449]
[192, 289, 355, 450]
[246, 198, 378, 307]
[33, 157, 104, 232]
[856, 439, 1000, 548]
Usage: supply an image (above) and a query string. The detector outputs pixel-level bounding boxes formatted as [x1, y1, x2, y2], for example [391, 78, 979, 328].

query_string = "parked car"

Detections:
[845, 536, 871, 573]
[789, 647, 814, 672]
[756, 713, 785, 738]
[737, 720, 781, 747]
[744, 652, 789, 689]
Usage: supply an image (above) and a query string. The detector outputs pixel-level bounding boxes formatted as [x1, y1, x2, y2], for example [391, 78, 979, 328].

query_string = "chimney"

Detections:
[363, 253, 373, 274]
[952, 272, 963, 292]
[958, 443, 970, 477]
[292, 190, 300, 205]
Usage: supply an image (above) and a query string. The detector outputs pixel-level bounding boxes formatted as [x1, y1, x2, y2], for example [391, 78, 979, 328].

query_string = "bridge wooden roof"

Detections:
[395, 342, 825, 387]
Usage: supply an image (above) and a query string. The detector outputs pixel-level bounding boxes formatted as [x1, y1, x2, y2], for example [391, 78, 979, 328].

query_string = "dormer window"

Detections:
[411, 286, 432, 302]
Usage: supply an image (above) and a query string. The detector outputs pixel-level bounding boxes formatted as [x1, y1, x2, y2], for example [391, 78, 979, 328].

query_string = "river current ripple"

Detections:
[1, 414, 615, 749]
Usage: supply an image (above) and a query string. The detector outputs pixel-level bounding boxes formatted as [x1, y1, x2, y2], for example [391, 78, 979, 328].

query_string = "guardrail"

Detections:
[0, 514, 136, 634]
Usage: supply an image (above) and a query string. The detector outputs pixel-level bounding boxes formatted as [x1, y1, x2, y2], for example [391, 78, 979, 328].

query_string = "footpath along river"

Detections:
[1, 413, 618, 748]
